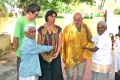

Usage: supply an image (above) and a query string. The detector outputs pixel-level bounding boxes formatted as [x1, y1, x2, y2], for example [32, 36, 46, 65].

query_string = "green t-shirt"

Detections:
[14, 16, 36, 57]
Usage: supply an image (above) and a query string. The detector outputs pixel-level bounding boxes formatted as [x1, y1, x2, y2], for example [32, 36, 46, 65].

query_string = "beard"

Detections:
[75, 23, 80, 27]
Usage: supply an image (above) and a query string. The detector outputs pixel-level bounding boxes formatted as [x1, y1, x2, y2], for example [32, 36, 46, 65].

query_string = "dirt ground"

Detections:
[0, 50, 115, 80]
[0, 50, 17, 80]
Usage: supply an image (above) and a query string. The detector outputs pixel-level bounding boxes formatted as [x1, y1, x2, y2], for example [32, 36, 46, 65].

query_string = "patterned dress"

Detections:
[38, 25, 63, 80]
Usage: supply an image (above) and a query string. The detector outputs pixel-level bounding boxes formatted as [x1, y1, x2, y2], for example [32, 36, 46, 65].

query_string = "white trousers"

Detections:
[66, 61, 86, 80]
[19, 76, 37, 80]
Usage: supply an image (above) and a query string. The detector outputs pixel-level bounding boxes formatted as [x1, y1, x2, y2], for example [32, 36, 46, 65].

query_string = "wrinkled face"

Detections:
[26, 28, 36, 39]
[73, 13, 83, 27]
[97, 23, 107, 35]
[47, 13, 56, 23]
[30, 11, 39, 20]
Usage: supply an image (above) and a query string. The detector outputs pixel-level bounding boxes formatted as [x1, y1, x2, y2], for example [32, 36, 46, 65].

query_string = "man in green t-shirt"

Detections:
[12, 3, 41, 80]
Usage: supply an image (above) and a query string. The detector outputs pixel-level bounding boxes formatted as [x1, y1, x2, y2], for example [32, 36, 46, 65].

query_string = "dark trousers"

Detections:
[17, 56, 21, 80]
[115, 72, 120, 80]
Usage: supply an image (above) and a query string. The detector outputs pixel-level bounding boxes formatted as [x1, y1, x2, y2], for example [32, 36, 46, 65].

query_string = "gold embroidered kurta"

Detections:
[62, 22, 94, 71]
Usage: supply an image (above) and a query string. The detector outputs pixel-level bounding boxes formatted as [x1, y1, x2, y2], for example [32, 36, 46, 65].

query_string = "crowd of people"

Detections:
[12, 3, 120, 80]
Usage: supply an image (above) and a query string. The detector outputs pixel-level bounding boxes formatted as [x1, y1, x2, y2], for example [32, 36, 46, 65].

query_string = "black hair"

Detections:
[45, 10, 57, 22]
[26, 3, 41, 13]
[115, 34, 119, 37]
[118, 25, 120, 31]
[109, 33, 114, 39]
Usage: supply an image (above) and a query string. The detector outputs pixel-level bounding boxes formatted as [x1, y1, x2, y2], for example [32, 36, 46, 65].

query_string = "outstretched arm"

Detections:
[83, 46, 99, 52]
[37, 32, 47, 60]
[84, 24, 93, 43]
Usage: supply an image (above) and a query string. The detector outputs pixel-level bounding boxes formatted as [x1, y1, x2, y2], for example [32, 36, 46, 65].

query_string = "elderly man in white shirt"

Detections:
[114, 25, 120, 80]
[83, 21, 112, 80]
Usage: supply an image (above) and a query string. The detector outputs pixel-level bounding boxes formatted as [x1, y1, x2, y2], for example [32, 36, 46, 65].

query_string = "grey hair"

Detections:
[24, 24, 36, 32]
[97, 21, 107, 27]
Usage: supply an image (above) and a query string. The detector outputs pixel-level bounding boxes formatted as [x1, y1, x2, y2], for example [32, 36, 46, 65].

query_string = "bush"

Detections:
[114, 6, 120, 15]
[93, 13, 104, 17]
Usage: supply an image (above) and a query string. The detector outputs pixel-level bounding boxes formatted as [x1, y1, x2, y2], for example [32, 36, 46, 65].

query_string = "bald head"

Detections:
[73, 12, 83, 27]
[73, 12, 82, 19]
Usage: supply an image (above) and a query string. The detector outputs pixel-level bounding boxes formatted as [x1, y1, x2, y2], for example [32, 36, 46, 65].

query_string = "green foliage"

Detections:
[38, 0, 73, 13]
[61, 0, 71, 4]
[93, 13, 104, 17]
[0, 2, 8, 17]
[64, 5, 73, 13]
[61, 0, 95, 5]
[1, 0, 96, 16]
[0, 0, 19, 16]
[114, 6, 120, 15]
[79, 0, 96, 5]
[1, 0, 19, 8]
[0, 1, 7, 11]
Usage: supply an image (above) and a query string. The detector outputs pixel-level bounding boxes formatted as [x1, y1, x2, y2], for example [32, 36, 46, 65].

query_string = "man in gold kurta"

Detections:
[62, 12, 94, 80]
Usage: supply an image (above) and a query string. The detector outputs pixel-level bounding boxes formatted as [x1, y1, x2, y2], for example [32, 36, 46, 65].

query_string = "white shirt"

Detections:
[91, 31, 112, 65]
[114, 39, 120, 72]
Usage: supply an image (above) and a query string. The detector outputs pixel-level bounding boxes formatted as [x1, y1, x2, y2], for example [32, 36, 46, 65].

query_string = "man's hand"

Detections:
[12, 37, 19, 51]
[62, 59, 66, 64]
[80, 57, 86, 62]
[82, 46, 87, 49]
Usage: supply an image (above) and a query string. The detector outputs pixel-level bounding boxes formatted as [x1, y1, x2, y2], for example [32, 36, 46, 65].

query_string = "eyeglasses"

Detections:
[33, 13, 39, 16]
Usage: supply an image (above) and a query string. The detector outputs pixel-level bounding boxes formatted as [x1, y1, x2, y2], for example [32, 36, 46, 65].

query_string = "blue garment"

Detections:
[19, 36, 53, 78]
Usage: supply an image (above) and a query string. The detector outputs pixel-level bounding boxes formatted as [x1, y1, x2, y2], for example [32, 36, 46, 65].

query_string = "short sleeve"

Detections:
[92, 35, 98, 43]
[56, 25, 62, 34]
[14, 19, 22, 38]
[37, 26, 44, 34]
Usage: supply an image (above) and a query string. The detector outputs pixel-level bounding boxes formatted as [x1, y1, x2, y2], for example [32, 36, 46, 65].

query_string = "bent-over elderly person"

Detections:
[19, 24, 53, 80]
